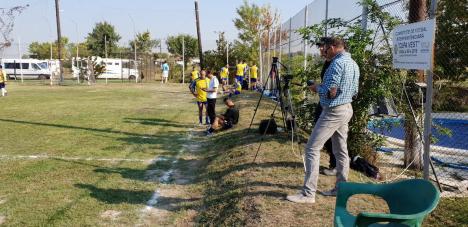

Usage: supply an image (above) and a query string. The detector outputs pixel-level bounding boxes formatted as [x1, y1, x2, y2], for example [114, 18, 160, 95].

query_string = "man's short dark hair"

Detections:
[316, 37, 346, 48]
[223, 97, 231, 103]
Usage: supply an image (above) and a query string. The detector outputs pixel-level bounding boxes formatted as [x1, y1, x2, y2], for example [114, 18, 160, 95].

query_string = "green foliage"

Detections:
[433, 85, 468, 112]
[129, 31, 159, 54]
[233, 0, 278, 64]
[28, 37, 69, 59]
[203, 32, 229, 71]
[435, 0, 468, 82]
[298, 0, 404, 159]
[85, 21, 121, 57]
[166, 34, 198, 62]
[67, 42, 91, 58]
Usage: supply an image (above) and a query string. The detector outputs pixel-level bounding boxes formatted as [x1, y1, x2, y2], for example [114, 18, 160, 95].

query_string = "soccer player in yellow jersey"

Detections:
[191, 66, 200, 81]
[190, 70, 210, 125]
[0, 65, 7, 97]
[235, 60, 246, 83]
[250, 63, 258, 90]
[220, 64, 229, 86]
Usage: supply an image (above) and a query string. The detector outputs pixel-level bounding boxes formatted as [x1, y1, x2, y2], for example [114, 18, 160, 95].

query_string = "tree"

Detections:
[166, 34, 198, 62]
[0, 5, 29, 50]
[203, 32, 230, 70]
[85, 21, 121, 57]
[435, 0, 468, 82]
[233, 0, 279, 63]
[28, 37, 69, 59]
[67, 42, 91, 58]
[129, 31, 159, 54]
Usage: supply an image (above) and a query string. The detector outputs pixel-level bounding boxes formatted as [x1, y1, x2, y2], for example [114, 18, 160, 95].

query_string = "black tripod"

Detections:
[248, 57, 304, 168]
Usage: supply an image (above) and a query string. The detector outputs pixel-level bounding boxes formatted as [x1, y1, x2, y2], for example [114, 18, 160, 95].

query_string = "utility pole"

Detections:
[194, 0, 204, 69]
[226, 42, 229, 65]
[423, 0, 438, 180]
[54, 0, 64, 83]
[404, 0, 427, 170]
[134, 39, 137, 83]
[182, 36, 185, 84]
[104, 35, 108, 59]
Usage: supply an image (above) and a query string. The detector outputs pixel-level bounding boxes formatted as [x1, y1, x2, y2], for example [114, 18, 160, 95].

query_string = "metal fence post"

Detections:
[259, 31, 263, 85]
[325, 0, 329, 36]
[361, 3, 368, 32]
[303, 4, 308, 70]
[273, 26, 277, 57]
[279, 24, 282, 64]
[423, 0, 438, 180]
[288, 18, 292, 62]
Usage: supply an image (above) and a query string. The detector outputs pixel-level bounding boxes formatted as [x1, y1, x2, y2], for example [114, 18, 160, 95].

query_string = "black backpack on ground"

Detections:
[350, 156, 380, 179]
[259, 119, 278, 134]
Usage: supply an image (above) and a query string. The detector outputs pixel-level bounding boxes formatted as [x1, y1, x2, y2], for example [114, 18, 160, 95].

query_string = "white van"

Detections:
[0, 59, 52, 80]
[72, 57, 139, 80]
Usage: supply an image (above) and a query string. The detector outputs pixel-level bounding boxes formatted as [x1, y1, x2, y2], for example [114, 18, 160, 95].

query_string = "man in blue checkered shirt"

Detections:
[287, 37, 359, 204]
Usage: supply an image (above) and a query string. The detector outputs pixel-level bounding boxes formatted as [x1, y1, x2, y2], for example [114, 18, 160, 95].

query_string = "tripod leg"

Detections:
[247, 74, 271, 133]
[252, 100, 280, 163]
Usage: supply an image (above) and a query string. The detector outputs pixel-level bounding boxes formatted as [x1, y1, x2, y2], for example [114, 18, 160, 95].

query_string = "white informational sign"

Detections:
[392, 19, 436, 70]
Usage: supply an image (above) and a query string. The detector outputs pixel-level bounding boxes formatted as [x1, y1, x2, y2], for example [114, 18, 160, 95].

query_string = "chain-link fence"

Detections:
[260, 0, 467, 197]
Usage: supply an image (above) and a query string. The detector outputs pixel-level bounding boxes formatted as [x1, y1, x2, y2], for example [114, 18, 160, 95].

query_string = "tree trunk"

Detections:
[403, 0, 427, 170]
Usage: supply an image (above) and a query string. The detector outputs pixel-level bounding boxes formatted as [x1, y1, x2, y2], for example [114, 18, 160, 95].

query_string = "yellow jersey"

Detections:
[195, 78, 209, 102]
[191, 70, 199, 80]
[220, 67, 229, 79]
[0, 70, 7, 83]
[236, 63, 246, 76]
[250, 66, 258, 79]
[236, 81, 242, 92]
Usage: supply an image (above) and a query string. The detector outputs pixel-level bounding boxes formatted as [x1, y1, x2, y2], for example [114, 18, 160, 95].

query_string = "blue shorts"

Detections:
[197, 101, 207, 105]
[250, 78, 257, 83]
[221, 78, 228, 81]
[0, 83, 4, 89]
[236, 76, 244, 82]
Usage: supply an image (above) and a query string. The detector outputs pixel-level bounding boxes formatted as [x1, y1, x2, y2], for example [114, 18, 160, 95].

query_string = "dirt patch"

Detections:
[0, 215, 5, 225]
[100, 210, 121, 220]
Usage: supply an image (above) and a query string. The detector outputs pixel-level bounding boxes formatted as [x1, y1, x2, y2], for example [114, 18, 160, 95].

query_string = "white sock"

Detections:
[1, 88, 5, 96]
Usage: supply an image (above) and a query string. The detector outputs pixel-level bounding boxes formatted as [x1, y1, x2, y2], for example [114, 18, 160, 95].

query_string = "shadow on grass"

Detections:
[75, 183, 200, 211]
[124, 117, 194, 128]
[75, 183, 153, 204]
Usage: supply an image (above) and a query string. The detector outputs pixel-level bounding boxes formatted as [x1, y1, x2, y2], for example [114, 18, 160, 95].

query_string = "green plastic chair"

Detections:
[334, 179, 440, 227]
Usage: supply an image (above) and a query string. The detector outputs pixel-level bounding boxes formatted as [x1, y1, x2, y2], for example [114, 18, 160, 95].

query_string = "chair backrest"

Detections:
[381, 179, 440, 215]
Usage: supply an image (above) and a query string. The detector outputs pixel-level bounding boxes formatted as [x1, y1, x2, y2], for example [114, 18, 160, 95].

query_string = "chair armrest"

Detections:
[355, 212, 420, 226]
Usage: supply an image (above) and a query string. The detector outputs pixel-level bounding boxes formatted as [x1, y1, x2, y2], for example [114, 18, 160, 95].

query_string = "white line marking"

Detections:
[137, 127, 197, 225]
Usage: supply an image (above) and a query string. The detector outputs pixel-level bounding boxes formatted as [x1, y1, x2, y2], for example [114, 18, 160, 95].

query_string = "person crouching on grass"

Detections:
[203, 70, 219, 136]
[211, 98, 239, 131]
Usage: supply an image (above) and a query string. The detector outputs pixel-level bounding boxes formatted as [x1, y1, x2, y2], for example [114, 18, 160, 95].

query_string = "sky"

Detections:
[1, 0, 314, 57]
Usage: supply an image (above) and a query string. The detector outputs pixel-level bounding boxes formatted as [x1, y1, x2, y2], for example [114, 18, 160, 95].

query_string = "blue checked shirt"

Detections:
[318, 52, 359, 107]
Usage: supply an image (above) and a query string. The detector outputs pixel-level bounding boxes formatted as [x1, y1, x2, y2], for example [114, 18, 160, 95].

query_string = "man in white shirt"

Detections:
[204, 70, 219, 135]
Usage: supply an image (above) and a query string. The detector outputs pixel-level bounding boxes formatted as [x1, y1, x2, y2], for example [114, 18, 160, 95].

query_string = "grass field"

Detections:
[0, 82, 205, 226]
[0, 82, 466, 226]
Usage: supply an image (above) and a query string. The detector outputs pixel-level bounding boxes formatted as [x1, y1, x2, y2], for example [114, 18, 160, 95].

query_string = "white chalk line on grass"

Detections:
[0, 154, 152, 163]
[137, 128, 196, 225]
